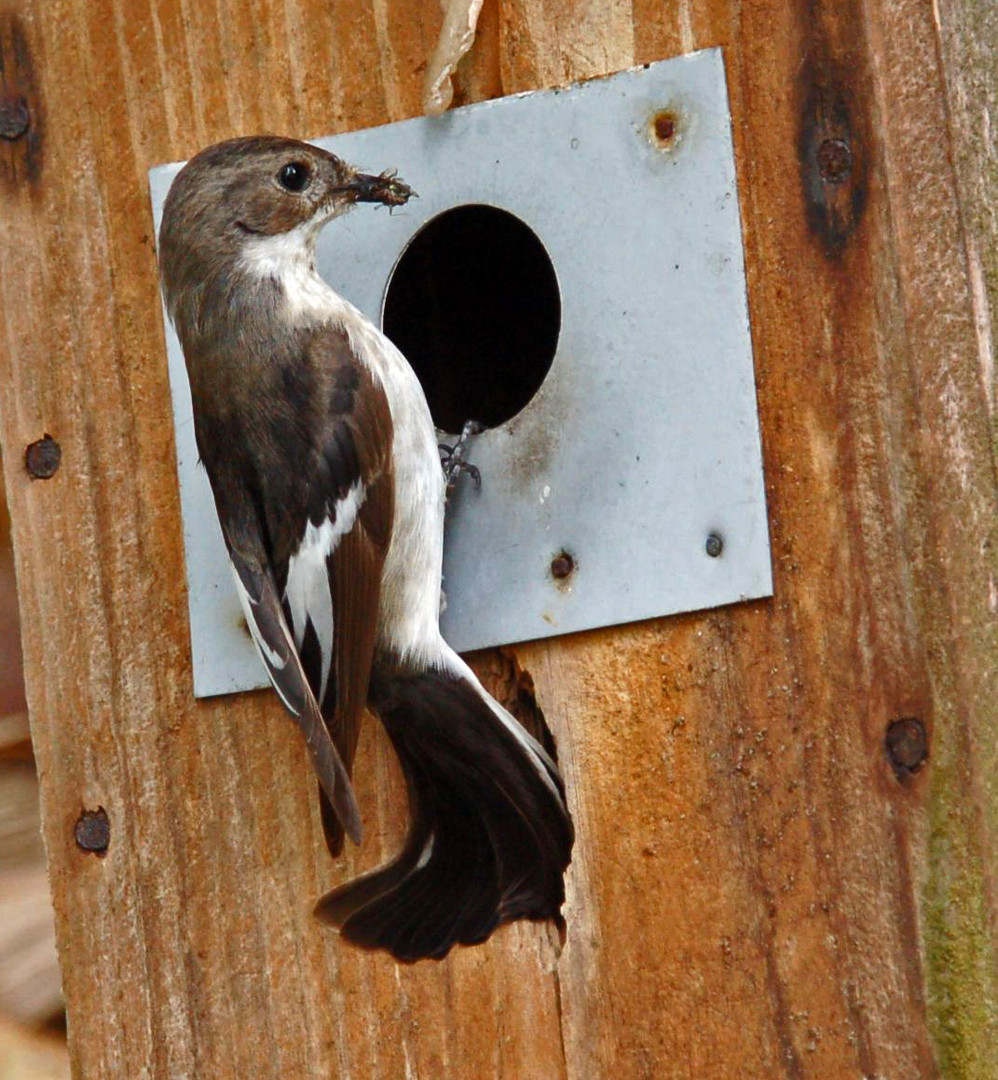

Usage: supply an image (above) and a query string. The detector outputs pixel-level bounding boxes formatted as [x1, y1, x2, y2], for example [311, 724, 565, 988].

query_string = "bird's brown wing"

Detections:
[196, 321, 393, 853]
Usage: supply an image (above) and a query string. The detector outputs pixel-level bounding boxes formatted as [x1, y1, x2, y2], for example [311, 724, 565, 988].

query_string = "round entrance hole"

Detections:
[382, 204, 561, 434]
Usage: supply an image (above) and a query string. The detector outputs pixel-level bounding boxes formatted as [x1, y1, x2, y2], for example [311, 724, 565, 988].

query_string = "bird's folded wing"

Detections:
[228, 546, 363, 845]
[283, 329, 395, 854]
[209, 326, 394, 852]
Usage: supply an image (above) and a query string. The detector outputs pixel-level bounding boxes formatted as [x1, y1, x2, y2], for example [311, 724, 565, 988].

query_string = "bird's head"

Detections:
[158, 135, 413, 329]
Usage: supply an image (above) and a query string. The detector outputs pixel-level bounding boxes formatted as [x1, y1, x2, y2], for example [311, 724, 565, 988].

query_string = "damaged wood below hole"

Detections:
[466, 646, 558, 760]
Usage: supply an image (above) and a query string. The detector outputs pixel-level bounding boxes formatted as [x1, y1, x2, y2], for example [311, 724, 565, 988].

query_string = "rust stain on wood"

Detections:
[795, 3, 871, 259]
[0, 13, 42, 189]
[797, 65, 867, 255]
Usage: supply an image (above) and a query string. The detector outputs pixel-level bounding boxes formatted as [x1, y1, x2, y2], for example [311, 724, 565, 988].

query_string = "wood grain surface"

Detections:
[1, 0, 996, 1077]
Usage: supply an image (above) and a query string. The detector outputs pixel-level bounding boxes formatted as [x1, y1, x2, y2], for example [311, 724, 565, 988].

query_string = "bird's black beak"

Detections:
[339, 171, 416, 207]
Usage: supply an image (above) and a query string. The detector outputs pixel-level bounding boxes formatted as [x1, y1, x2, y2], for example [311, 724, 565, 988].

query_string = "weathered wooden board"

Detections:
[1, 0, 996, 1077]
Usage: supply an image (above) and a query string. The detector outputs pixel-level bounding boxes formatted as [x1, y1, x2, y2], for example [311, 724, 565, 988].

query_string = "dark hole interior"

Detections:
[382, 204, 561, 434]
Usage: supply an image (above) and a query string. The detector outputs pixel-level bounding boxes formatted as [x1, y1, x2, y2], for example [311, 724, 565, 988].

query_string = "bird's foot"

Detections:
[440, 420, 484, 496]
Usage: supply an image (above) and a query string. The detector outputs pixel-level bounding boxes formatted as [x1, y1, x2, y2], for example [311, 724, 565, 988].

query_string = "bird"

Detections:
[157, 135, 574, 962]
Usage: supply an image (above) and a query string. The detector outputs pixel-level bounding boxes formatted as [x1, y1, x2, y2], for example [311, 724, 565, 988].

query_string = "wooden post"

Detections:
[1, 1, 996, 1076]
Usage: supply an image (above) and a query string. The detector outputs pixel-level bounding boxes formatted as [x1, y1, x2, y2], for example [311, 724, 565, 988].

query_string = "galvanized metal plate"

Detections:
[149, 47, 772, 699]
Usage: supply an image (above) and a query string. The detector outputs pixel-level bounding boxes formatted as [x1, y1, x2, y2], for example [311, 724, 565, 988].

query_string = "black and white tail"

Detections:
[313, 655, 574, 962]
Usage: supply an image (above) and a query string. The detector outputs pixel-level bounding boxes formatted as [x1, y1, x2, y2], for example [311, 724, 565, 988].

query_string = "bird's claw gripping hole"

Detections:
[440, 420, 484, 495]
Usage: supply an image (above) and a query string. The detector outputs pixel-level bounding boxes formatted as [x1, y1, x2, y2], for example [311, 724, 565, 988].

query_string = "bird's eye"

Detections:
[278, 162, 310, 192]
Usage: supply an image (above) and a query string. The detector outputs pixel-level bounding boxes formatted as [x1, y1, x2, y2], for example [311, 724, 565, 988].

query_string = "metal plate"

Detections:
[149, 47, 772, 699]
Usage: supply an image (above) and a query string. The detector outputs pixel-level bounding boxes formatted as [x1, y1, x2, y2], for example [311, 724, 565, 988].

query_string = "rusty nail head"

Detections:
[75, 807, 111, 855]
[885, 718, 928, 776]
[551, 551, 575, 579]
[25, 435, 61, 479]
[817, 138, 852, 183]
[705, 533, 724, 558]
[650, 109, 678, 148]
[0, 96, 30, 141]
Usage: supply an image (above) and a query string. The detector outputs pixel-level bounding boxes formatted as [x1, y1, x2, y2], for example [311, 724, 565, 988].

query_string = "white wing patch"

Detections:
[284, 481, 365, 704]
[228, 561, 309, 720]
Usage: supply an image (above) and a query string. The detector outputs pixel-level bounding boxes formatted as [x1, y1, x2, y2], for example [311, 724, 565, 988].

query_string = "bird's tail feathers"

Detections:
[313, 660, 574, 962]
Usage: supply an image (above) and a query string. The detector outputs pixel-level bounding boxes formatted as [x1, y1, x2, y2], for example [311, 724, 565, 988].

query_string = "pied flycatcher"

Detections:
[157, 136, 574, 961]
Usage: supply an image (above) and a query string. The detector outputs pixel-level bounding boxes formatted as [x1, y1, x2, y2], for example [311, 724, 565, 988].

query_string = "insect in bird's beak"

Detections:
[338, 170, 416, 207]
